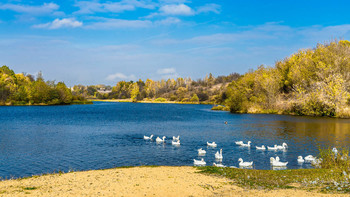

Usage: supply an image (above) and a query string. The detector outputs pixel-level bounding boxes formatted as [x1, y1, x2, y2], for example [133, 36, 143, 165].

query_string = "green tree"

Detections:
[130, 83, 140, 102]
[190, 93, 199, 103]
[56, 82, 73, 104]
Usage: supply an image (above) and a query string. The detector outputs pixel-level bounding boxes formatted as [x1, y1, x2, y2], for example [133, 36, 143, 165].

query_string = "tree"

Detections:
[130, 83, 140, 102]
[176, 87, 188, 101]
[190, 94, 199, 103]
[56, 82, 73, 104]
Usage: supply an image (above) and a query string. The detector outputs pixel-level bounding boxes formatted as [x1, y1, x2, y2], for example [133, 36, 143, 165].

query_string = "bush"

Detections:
[181, 98, 189, 102]
[169, 95, 177, 101]
[155, 97, 167, 102]
[190, 94, 199, 103]
[211, 105, 229, 111]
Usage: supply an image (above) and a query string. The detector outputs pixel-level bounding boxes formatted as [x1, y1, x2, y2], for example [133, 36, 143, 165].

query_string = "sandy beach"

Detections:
[0, 166, 346, 197]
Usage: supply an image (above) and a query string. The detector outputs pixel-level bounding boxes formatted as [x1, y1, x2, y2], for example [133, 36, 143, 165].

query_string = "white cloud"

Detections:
[157, 68, 179, 79]
[106, 73, 136, 81]
[0, 2, 60, 15]
[85, 18, 152, 29]
[157, 67, 176, 74]
[298, 24, 350, 41]
[159, 0, 189, 3]
[196, 3, 220, 14]
[33, 18, 83, 29]
[74, 0, 155, 14]
[154, 17, 180, 25]
[146, 3, 220, 18]
[159, 4, 194, 16]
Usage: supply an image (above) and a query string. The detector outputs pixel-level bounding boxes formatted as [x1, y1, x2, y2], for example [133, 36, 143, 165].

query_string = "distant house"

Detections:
[97, 88, 112, 94]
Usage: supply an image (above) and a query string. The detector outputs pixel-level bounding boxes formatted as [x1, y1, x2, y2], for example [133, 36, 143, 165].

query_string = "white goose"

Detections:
[235, 141, 243, 145]
[332, 147, 338, 155]
[193, 158, 206, 166]
[267, 145, 278, 150]
[156, 136, 166, 143]
[256, 145, 266, 150]
[304, 155, 316, 163]
[144, 134, 153, 140]
[240, 141, 251, 147]
[297, 156, 305, 163]
[198, 148, 206, 155]
[173, 136, 180, 141]
[238, 158, 253, 167]
[207, 142, 217, 148]
[270, 156, 280, 163]
[276, 143, 288, 150]
[215, 149, 223, 160]
[172, 140, 180, 145]
[270, 157, 288, 167]
[213, 163, 226, 167]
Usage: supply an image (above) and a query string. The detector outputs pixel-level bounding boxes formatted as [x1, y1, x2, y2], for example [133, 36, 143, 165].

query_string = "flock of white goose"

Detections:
[144, 134, 181, 145]
[144, 134, 336, 169]
[196, 140, 329, 168]
[195, 141, 291, 168]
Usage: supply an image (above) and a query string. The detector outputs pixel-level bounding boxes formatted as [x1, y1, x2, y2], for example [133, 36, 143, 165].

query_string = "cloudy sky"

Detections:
[1, 0, 350, 86]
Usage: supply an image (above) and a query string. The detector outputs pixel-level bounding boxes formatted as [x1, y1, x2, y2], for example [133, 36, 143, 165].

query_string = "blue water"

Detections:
[0, 102, 350, 178]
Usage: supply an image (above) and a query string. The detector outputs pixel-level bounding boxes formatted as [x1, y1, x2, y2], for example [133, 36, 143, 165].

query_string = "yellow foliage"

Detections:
[225, 40, 350, 117]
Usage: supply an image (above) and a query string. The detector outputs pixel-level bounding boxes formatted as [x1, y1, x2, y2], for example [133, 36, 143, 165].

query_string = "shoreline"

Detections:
[89, 99, 214, 105]
[0, 100, 93, 106]
[88, 100, 350, 119]
[0, 166, 345, 197]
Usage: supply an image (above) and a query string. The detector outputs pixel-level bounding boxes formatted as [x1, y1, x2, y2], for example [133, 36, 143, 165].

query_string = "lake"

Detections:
[0, 102, 349, 178]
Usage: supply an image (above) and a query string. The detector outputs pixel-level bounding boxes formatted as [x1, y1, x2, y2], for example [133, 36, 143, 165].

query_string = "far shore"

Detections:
[89, 98, 214, 105]
[0, 100, 93, 106]
[0, 166, 344, 197]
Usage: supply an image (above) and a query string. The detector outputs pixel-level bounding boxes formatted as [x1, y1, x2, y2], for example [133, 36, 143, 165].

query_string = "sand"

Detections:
[0, 166, 346, 197]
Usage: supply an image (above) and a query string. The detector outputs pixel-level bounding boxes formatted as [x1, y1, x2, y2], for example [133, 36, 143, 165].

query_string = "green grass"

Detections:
[23, 187, 38, 190]
[197, 146, 350, 194]
[197, 167, 349, 193]
[318, 146, 350, 171]
[71, 100, 93, 105]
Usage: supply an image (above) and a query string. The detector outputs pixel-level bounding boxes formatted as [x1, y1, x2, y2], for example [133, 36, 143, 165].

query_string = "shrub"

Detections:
[155, 97, 167, 102]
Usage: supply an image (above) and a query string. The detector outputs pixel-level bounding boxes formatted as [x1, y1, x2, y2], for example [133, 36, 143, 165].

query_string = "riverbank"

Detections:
[89, 99, 213, 105]
[0, 100, 93, 106]
[0, 166, 346, 196]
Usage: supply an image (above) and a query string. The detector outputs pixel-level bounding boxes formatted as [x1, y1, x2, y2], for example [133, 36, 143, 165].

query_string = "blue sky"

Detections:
[1, 0, 350, 86]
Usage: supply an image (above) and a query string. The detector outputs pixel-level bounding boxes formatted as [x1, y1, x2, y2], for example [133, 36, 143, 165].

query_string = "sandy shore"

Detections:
[0, 166, 345, 197]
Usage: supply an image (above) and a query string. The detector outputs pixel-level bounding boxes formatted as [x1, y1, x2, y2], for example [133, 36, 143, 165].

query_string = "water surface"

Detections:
[0, 102, 349, 178]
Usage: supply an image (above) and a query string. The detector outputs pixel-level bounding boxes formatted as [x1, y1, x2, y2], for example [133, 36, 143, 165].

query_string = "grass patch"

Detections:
[197, 146, 350, 193]
[140, 165, 159, 168]
[23, 187, 38, 190]
[318, 146, 350, 171]
[197, 167, 349, 193]
[71, 100, 93, 105]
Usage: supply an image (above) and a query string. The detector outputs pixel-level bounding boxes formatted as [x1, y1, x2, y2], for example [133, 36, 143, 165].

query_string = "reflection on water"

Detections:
[240, 114, 350, 147]
[276, 119, 350, 146]
[0, 102, 349, 178]
[271, 166, 287, 170]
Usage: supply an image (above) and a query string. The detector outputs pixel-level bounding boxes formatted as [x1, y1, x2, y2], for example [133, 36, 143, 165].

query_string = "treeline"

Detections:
[72, 73, 240, 103]
[0, 66, 89, 105]
[223, 40, 350, 118]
